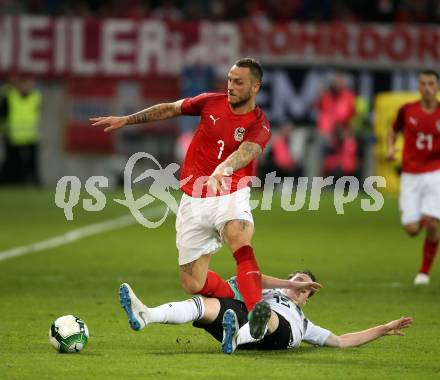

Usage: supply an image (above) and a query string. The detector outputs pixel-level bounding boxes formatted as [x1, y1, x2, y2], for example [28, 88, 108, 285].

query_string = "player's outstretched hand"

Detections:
[384, 316, 413, 336]
[289, 280, 322, 293]
[90, 116, 128, 132]
[386, 145, 399, 162]
[204, 167, 232, 195]
[204, 173, 229, 195]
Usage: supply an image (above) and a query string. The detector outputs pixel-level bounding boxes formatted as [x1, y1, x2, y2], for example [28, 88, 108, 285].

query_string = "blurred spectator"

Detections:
[245, 0, 270, 23]
[107, 0, 150, 18]
[261, 123, 303, 180]
[2, 0, 440, 23]
[31, 0, 64, 15]
[332, 0, 359, 21]
[184, 1, 206, 21]
[300, 0, 333, 21]
[224, 0, 247, 20]
[350, 96, 370, 133]
[315, 72, 357, 177]
[207, 0, 227, 21]
[151, 0, 183, 21]
[264, 0, 302, 21]
[0, 0, 25, 14]
[0, 75, 42, 185]
[350, 94, 376, 180]
[375, 0, 397, 21]
[394, 0, 431, 23]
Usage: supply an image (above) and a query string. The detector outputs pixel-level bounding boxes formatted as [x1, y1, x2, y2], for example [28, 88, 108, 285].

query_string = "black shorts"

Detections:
[193, 298, 292, 350]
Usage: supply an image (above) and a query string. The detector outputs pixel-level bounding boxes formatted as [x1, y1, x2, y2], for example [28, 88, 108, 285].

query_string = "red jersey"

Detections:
[393, 101, 440, 173]
[180, 93, 271, 197]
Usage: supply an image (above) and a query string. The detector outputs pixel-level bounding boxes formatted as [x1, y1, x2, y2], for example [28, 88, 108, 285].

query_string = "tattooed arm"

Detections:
[206, 142, 262, 193]
[218, 142, 262, 173]
[90, 99, 184, 132]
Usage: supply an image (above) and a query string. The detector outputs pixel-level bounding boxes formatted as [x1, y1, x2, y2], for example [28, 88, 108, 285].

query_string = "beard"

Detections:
[229, 92, 251, 109]
[422, 93, 436, 103]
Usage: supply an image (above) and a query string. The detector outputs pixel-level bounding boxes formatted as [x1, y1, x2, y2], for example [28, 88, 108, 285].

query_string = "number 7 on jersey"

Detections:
[217, 139, 225, 159]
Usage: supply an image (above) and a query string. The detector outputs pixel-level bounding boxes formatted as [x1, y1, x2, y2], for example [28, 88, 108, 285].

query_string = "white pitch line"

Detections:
[0, 206, 164, 262]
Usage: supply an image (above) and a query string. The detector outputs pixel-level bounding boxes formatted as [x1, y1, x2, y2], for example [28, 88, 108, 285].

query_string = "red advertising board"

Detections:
[0, 16, 237, 78]
[1, 16, 440, 79]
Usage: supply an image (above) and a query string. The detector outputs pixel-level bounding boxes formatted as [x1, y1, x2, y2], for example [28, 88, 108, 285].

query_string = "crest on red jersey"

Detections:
[234, 127, 245, 142]
[437, 120, 440, 132]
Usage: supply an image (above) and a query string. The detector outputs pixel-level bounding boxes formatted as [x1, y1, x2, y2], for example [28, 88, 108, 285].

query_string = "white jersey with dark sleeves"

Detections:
[262, 289, 331, 348]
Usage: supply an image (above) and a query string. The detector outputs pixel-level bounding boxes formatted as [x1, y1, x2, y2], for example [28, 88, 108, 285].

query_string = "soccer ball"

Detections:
[49, 315, 89, 353]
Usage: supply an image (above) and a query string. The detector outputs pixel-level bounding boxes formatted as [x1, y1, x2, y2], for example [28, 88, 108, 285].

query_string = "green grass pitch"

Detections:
[0, 188, 439, 379]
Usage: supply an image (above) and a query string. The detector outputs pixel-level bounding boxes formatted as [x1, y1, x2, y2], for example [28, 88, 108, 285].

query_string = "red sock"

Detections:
[419, 238, 439, 274]
[233, 245, 262, 312]
[197, 270, 234, 298]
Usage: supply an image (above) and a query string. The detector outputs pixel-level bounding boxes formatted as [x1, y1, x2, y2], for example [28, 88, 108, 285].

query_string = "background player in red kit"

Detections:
[387, 70, 440, 285]
[91, 58, 320, 338]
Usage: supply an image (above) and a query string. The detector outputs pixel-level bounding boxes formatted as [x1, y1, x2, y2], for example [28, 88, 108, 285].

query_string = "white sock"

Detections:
[148, 296, 204, 324]
[236, 322, 267, 345]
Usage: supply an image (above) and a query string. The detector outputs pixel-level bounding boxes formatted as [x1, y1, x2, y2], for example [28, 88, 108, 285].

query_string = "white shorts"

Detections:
[399, 170, 440, 225]
[176, 187, 254, 265]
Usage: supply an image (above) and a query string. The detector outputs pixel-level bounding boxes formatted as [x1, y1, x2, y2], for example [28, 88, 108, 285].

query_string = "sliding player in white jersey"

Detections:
[118, 272, 412, 353]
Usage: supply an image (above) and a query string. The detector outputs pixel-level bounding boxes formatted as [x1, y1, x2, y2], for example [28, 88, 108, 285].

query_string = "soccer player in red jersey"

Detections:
[91, 58, 320, 338]
[387, 70, 440, 285]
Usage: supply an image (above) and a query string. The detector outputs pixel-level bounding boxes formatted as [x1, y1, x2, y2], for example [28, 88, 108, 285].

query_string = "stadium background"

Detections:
[0, 1, 439, 379]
